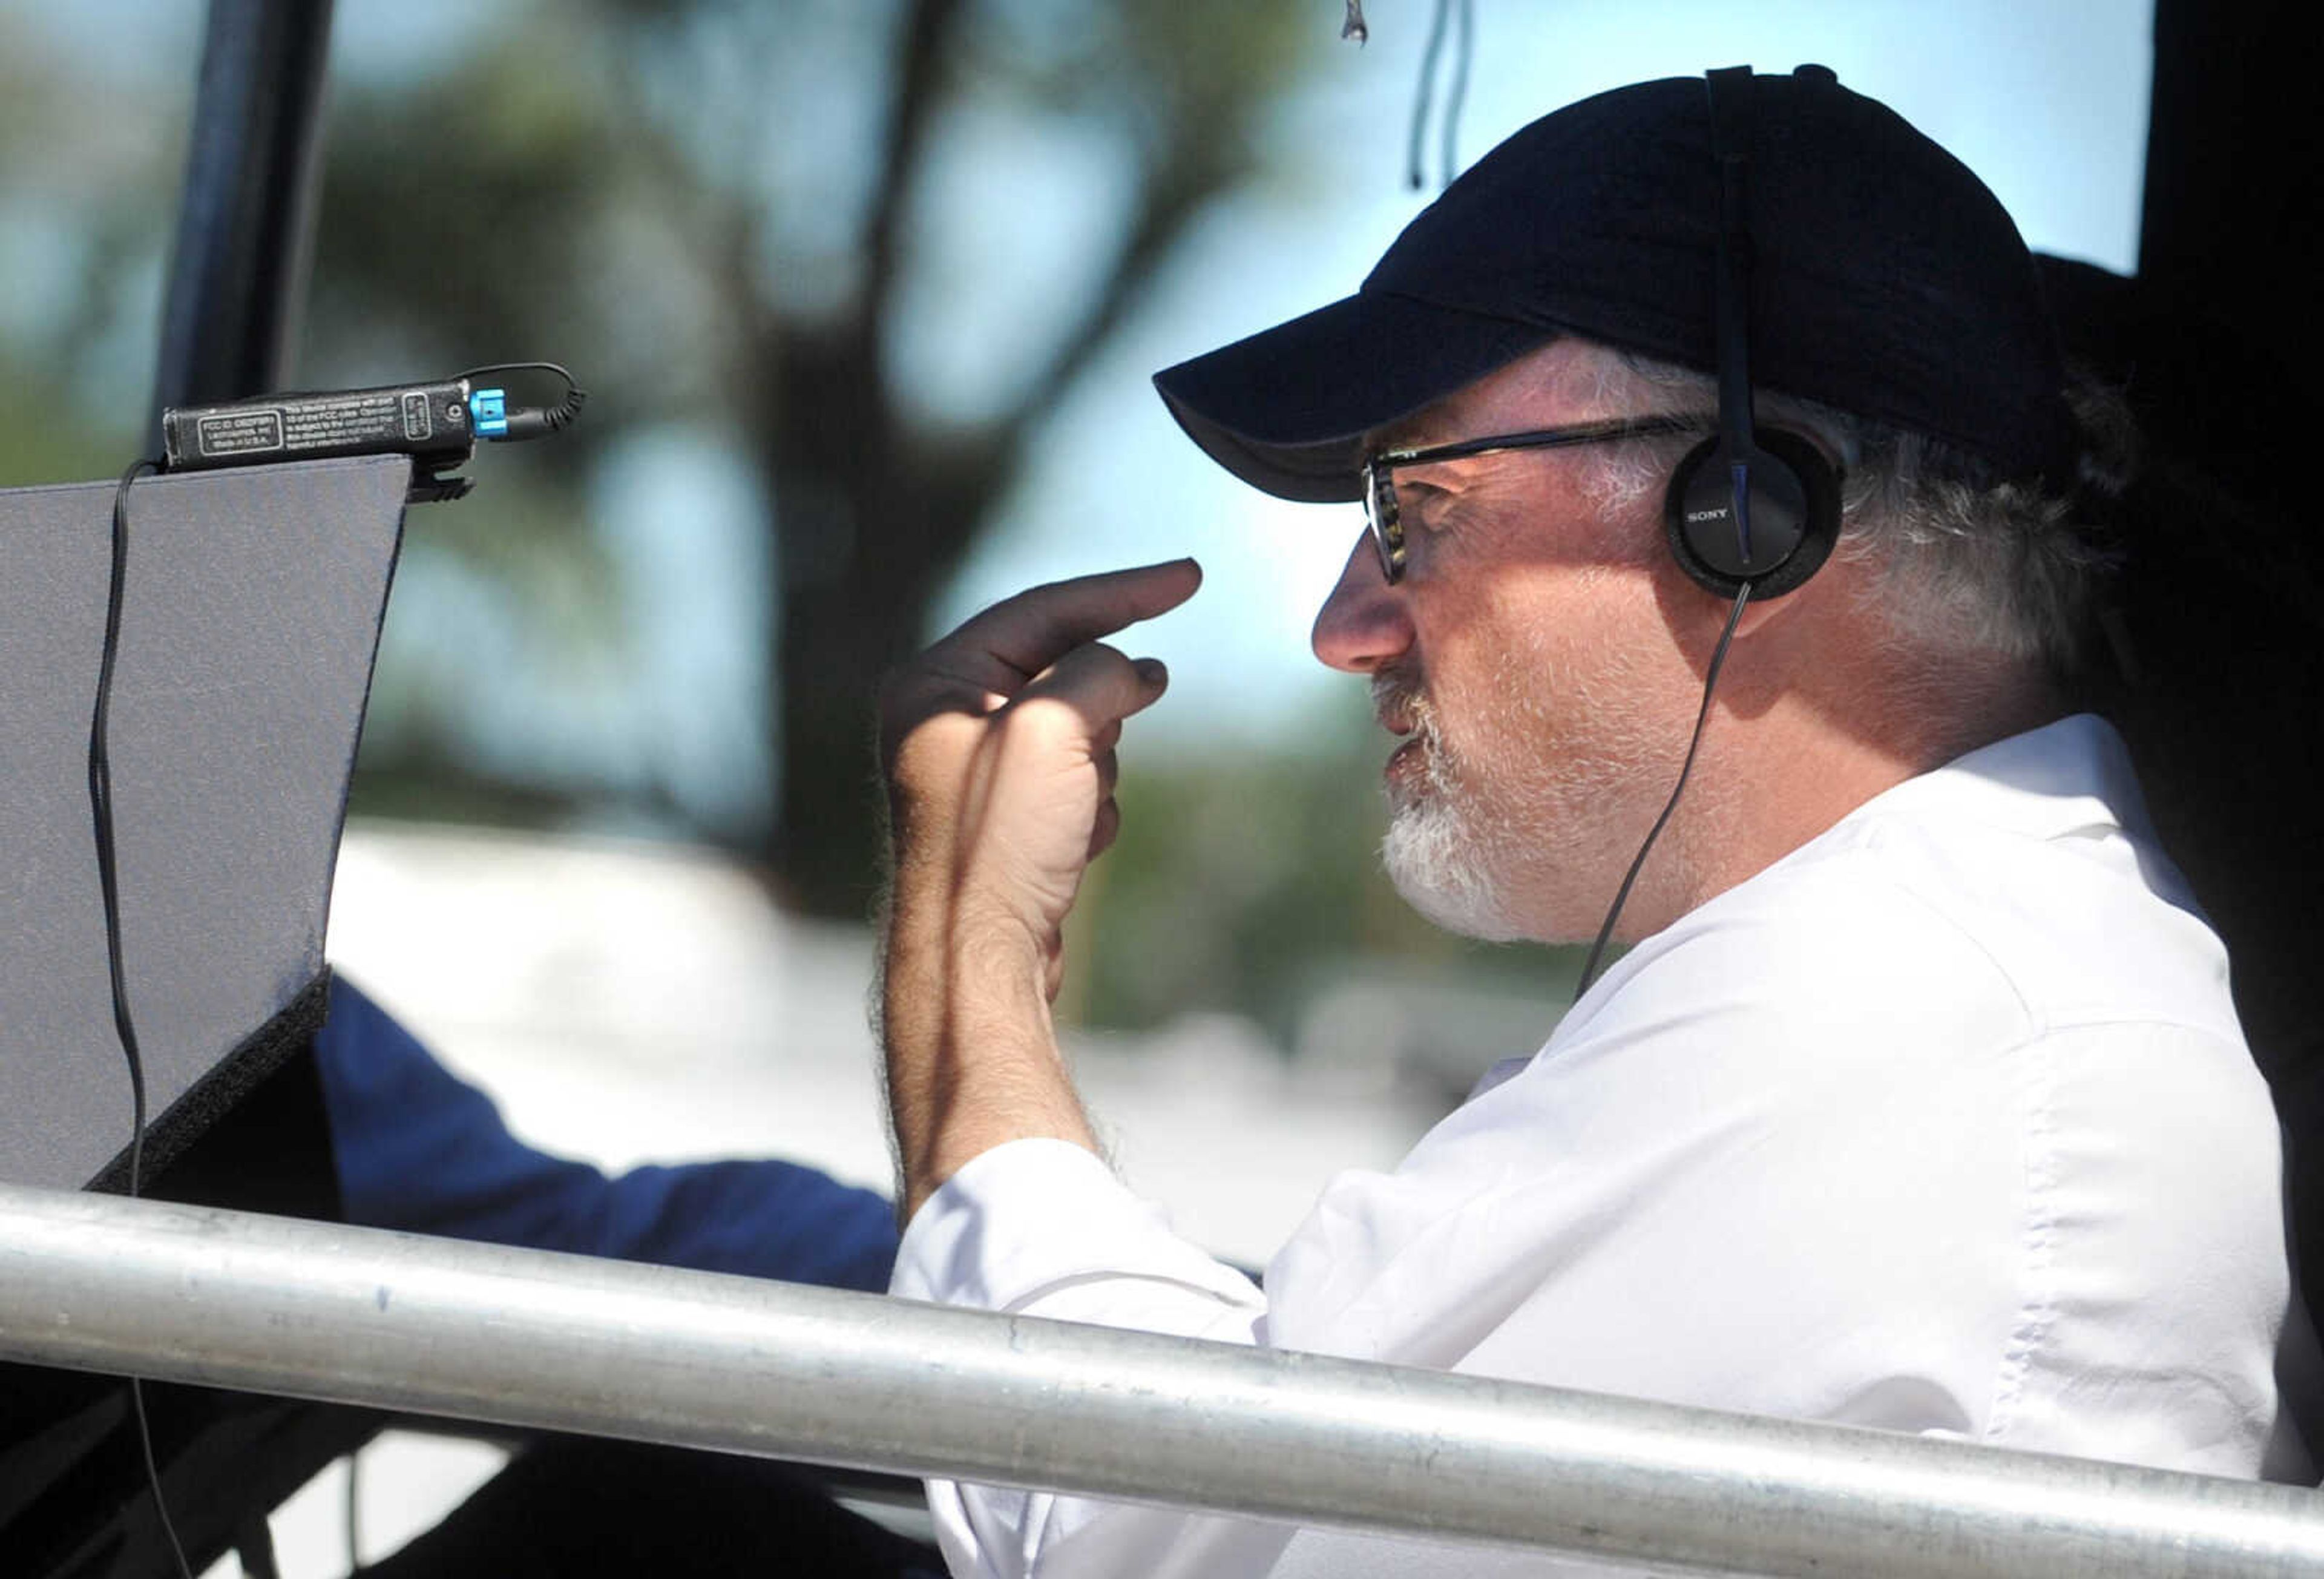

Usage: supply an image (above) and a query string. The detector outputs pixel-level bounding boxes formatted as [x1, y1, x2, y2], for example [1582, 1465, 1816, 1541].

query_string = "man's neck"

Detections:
[1625, 678, 2067, 941]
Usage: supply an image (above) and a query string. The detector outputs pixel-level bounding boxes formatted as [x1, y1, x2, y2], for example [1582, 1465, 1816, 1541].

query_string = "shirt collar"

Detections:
[1548, 713, 2164, 1051]
[1829, 712, 2153, 848]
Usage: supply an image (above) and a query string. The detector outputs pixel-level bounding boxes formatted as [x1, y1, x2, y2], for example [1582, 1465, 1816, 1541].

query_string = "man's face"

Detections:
[1313, 341, 1712, 944]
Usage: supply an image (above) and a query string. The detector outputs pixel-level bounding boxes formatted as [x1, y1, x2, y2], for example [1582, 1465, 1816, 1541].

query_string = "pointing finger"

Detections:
[930, 560, 1201, 693]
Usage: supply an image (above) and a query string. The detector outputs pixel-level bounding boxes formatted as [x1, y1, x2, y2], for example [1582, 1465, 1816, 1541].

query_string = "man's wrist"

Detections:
[881, 876, 1094, 1218]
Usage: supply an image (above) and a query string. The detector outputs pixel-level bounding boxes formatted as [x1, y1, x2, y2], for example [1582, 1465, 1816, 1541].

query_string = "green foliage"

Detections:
[0, 9, 191, 467]
[0, 367, 123, 488]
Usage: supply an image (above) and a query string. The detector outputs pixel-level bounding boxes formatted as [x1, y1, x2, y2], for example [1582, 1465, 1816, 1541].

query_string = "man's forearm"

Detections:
[881, 881, 1098, 1222]
[872, 562, 1198, 1224]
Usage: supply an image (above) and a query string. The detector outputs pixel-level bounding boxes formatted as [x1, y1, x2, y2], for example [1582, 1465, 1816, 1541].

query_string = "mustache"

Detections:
[1370, 665, 1431, 735]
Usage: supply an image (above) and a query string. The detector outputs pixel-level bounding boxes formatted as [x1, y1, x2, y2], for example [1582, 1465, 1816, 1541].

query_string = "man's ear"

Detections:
[1732, 579, 1816, 641]
[1732, 514, 1860, 640]
[1654, 557, 1816, 642]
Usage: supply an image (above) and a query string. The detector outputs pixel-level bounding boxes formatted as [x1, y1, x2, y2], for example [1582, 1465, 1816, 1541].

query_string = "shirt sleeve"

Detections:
[891, 1139, 1274, 1575]
[315, 976, 899, 1292]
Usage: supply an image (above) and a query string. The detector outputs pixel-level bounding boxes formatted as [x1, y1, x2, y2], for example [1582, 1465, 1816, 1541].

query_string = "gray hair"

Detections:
[1580, 347, 2129, 678]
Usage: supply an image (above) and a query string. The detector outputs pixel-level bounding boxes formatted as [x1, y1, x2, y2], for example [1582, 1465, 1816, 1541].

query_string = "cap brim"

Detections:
[1151, 291, 1557, 504]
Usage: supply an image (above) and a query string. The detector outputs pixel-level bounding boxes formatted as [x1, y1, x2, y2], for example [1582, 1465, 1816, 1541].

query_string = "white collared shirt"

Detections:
[891, 715, 2317, 1577]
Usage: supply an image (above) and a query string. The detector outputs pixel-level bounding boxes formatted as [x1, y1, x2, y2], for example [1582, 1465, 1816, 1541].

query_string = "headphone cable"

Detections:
[1572, 581, 1751, 999]
[93, 458, 198, 1579]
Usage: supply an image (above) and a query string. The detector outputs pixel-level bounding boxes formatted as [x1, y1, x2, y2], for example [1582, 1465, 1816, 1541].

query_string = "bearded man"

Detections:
[872, 67, 2316, 1578]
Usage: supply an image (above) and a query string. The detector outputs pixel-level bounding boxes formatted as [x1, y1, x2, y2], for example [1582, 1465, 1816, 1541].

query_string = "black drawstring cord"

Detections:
[1405, 0, 1474, 190]
[1407, 0, 1451, 188]
[1438, 0, 1472, 189]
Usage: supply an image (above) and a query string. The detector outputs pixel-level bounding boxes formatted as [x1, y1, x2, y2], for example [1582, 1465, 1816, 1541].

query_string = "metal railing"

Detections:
[0, 1182, 2318, 1577]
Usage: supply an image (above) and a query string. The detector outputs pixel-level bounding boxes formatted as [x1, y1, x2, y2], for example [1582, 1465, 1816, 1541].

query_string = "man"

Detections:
[874, 68, 2316, 1576]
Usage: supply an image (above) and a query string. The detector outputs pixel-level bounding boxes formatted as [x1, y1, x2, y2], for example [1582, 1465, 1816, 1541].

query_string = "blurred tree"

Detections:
[0, 7, 192, 476]
[0, 0, 1596, 1057]
[302, 0, 1315, 916]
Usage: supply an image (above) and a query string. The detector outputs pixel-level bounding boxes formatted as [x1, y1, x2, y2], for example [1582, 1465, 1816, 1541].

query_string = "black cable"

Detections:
[453, 357, 580, 392]
[1403, 0, 1475, 191]
[1437, 0, 1473, 188]
[1406, 0, 1452, 189]
[1573, 582, 1753, 1000]
[453, 359, 588, 441]
[94, 458, 197, 1579]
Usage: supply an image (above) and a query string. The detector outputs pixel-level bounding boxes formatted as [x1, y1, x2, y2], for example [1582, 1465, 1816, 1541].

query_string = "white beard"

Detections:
[1376, 695, 1530, 942]
[1380, 785, 1528, 942]
[1370, 633, 1698, 947]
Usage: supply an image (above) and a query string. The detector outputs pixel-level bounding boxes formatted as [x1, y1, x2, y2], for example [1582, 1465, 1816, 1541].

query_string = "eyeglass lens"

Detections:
[1364, 463, 1405, 585]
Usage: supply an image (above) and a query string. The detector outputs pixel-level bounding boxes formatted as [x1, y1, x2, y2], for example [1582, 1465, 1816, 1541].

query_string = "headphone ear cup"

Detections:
[1661, 427, 1842, 599]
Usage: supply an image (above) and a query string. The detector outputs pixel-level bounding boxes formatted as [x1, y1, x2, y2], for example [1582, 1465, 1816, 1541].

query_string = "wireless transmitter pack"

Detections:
[158, 361, 586, 502]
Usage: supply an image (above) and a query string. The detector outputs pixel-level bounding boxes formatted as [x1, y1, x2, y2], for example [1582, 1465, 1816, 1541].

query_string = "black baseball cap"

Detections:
[1152, 66, 2076, 504]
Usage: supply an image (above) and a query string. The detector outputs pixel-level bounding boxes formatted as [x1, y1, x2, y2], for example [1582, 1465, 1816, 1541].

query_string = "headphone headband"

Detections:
[1705, 66, 1759, 466]
[1661, 65, 1841, 600]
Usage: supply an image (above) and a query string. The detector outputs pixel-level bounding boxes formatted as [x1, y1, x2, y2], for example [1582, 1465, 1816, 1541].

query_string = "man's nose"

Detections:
[1311, 533, 1414, 674]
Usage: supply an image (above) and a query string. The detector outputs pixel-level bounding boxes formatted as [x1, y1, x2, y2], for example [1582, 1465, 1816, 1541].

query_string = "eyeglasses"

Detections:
[1361, 415, 1703, 585]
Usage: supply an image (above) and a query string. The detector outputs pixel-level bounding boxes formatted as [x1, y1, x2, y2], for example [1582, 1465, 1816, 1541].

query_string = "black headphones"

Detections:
[1661, 66, 1842, 600]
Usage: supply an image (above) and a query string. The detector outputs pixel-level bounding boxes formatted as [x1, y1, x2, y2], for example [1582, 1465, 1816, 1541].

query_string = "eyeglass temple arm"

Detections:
[1374, 414, 1704, 469]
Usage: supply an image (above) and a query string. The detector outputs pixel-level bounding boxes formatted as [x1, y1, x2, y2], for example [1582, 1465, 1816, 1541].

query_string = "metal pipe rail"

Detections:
[0, 1184, 2317, 1577]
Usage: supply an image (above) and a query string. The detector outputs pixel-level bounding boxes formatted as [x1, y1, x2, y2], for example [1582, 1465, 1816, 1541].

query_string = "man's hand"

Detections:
[878, 559, 1202, 1218]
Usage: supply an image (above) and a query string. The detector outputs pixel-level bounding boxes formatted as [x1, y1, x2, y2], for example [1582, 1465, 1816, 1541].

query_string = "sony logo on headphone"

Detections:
[1685, 507, 1732, 524]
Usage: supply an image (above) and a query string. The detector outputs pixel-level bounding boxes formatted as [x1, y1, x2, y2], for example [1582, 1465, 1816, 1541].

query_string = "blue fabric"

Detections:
[314, 976, 898, 1293]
